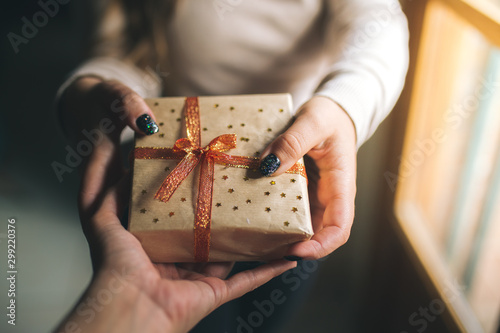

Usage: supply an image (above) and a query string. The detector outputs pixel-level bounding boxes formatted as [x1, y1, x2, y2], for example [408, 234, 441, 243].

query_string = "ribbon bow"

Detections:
[134, 97, 306, 262]
[154, 134, 240, 203]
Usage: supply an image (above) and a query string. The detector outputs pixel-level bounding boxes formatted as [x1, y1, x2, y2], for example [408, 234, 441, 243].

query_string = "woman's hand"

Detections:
[60, 76, 160, 141]
[259, 96, 357, 260]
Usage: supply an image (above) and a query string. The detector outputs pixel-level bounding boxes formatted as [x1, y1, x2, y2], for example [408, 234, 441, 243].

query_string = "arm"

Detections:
[316, 0, 410, 148]
[260, 0, 409, 259]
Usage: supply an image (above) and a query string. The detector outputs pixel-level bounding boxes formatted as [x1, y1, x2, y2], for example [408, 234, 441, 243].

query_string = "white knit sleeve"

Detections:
[55, 57, 162, 105]
[314, 0, 409, 148]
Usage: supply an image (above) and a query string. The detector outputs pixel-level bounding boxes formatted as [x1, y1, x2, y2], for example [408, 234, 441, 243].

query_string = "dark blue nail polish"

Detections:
[136, 114, 159, 135]
[259, 154, 280, 176]
[284, 255, 303, 261]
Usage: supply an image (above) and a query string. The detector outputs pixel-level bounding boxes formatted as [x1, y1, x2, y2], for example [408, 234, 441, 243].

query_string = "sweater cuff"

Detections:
[54, 57, 162, 110]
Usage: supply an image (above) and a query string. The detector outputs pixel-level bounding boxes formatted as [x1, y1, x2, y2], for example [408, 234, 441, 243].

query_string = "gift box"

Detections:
[128, 94, 313, 262]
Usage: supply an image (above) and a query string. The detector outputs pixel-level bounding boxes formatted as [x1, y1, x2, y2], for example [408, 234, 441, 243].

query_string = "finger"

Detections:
[78, 137, 124, 217]
[286, 207, 353, 260]
[218, 260, 296, 304]
[93, 80, 159, 136]
[81, 163, 131, 235]
[287, 152, 356, 260]
[259, 96, 341, 177]
[259, 111, 322, 177]
[176, 262, 235, 279]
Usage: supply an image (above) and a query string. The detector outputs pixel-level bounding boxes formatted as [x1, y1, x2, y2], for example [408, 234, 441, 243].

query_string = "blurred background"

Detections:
[1, 0, 499, 332]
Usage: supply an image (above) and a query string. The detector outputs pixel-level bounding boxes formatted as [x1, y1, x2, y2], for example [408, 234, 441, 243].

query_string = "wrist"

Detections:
[304, 96, 357, 149]
[56, 269, 169, 333]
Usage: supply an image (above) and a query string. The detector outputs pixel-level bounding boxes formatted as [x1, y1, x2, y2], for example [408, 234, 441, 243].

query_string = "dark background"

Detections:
[0, 1, 451, 332]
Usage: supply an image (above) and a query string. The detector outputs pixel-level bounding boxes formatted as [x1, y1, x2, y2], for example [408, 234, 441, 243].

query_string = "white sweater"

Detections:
[60, 0, 409, 148]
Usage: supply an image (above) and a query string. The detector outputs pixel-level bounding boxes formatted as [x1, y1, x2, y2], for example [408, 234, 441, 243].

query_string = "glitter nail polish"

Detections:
[259, 153, 280, 176]
[136, 114, 159, 135]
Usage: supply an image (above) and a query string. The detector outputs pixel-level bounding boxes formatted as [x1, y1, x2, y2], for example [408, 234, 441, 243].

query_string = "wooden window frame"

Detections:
[394, 0, 500, 331]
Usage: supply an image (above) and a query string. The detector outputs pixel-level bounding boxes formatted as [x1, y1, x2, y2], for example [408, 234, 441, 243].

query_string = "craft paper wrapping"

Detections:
[128, 94, 313, 262]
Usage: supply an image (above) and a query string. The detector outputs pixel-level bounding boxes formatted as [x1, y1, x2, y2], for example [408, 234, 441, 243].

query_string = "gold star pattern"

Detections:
[214, 104, 219, 108]
[228, 188, 234, 193]
[159, 133, 165, 138]
[243, 176, 249, 181]
[290, 179, 296, 183]
[216, 203, 222, 207]
[141, 190, 147, 195]
[222, 175, 229, 180]
[280, 193, 286, 198]
[203, 127, 208, 131]
[267, 128, 272, 132]
[140, 208, 147, 214]
[171, 109, 175, 113]
[169, 212, 175, 217]
[246, 199, 252, 204]
[241, 123, 245, 127]
[159, 122, 164, 126]
[165, 166, 170, 171]
[284, 221, 290, 227]
[228, 124, 233, 129]
[296, 195, 302, 200]
[279, 108, 284, 113]
[233, 206, 239, 211]
[230, 106, 235, 110]
[240, 137, 250, 142]
[176, 117, 181, 122]
[154, 102, 159, 106]
[270, 181, 276, 185]
[181, 197, 186, 202]
[265, 207, 271, 212]
[258, 108, 263, 112]
[264, 191, 270, 196]
[152, 218, 159, 223]
[291, 207, 298, 213]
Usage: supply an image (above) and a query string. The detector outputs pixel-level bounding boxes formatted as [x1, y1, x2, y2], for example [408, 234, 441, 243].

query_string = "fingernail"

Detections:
[284, 255, 303, 261]
[259, 154, 280, 176]
[136, 114, 159, 135]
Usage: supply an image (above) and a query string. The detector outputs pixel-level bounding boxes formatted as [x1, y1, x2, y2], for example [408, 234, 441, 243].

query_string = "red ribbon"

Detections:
[134, 97, 306, 262]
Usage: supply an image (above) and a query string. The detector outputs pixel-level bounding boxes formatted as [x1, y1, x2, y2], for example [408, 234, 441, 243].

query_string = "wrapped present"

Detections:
[128, 94, 313, 262]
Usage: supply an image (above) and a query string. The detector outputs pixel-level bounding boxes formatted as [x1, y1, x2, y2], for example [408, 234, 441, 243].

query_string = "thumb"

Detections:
[259, 105, 325, 177]
[94, 79, 159, 136]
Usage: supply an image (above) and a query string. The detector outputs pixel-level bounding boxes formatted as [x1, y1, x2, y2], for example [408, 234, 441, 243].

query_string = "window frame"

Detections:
[394, 0, 500, 331]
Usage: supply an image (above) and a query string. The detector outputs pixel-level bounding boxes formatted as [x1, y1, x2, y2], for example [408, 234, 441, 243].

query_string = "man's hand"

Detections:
[56, 77, 296, 333]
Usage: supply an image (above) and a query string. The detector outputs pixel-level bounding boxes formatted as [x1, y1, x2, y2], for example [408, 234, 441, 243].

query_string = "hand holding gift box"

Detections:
[129, 94, 313, 262]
